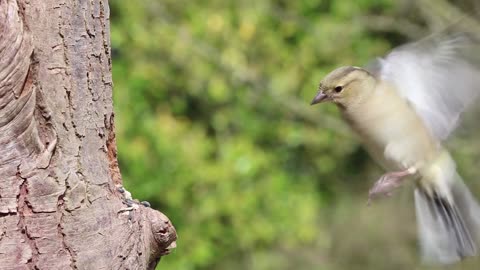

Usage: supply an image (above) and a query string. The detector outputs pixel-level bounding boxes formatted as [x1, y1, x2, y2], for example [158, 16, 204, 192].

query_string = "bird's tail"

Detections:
[415, 170, 480, 264]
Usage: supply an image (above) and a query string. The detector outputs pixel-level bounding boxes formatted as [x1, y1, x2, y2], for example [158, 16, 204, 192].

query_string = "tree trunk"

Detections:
[0, 0, 177, 269]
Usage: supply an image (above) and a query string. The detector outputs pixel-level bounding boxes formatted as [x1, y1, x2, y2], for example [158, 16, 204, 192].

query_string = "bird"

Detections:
[310, 31, 480, 264]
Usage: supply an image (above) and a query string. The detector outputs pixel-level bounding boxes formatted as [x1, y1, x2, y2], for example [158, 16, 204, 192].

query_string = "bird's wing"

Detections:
[366, 33, 480, 141]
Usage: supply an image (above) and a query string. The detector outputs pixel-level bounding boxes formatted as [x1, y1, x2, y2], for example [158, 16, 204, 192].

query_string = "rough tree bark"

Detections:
[0, 0, 177, 269]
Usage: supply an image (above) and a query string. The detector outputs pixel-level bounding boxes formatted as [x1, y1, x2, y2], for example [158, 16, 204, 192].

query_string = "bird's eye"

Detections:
[334, 86, 343, 93]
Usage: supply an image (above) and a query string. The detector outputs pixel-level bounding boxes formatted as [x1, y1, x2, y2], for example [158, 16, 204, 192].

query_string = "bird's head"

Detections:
[311, 66, 376, 107]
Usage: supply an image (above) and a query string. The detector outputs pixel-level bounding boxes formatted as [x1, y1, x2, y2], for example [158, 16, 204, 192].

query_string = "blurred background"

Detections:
[110, 1, 480, 269]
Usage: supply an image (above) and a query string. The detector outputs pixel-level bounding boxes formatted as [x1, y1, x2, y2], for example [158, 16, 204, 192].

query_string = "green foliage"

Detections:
[108, 1, 480, 270]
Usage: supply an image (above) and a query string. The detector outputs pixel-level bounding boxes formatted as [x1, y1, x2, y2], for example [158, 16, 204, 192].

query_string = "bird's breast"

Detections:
[341, 86, 438, 171]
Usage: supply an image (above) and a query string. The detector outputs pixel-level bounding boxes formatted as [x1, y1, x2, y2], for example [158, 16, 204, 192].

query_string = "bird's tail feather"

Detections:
[414, 174, 480, 264]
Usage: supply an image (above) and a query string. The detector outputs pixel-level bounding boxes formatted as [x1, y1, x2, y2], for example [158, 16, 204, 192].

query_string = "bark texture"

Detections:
[0, 1, 176, 269]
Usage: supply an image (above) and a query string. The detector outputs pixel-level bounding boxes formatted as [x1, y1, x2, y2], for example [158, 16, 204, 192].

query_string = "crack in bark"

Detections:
[57, 196, 77, 269]
[58, 7, 83, 140]
[99, 1, 112, 69]
[106, 113, 122, 187]
[16, 57, 32, 99]
[17, 166, 37, 269]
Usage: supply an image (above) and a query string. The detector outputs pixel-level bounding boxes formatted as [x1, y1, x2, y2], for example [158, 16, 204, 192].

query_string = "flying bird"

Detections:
[311, 31, 480, 264]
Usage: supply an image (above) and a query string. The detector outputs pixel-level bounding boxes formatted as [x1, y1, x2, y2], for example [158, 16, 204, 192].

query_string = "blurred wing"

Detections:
[367, 33, 480, 141]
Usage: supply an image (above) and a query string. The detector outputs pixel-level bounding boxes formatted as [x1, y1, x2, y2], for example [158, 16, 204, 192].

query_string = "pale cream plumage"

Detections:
[311, 32, 480, 264]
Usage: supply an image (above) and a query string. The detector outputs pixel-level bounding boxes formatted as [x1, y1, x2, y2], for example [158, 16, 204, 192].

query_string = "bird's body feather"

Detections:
[340, 80, 438, 173]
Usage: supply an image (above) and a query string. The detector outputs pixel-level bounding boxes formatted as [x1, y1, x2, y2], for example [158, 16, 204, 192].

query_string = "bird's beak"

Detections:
[310, 91, 330, 105]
